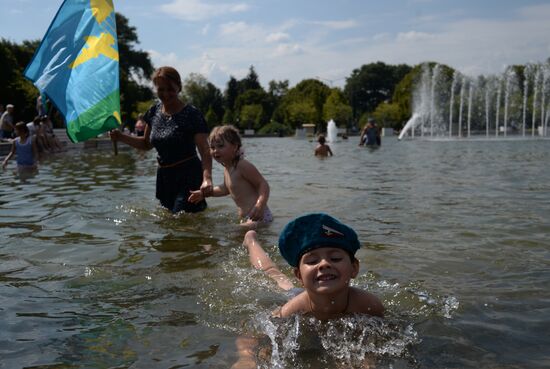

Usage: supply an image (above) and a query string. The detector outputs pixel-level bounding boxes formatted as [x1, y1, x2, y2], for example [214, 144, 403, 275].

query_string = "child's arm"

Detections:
[2, 141, 16, 169]
[328, 145, 334, 156]
[230, 336, 259, 369]
[188, 183, 229, 203]
[239, 160, 270, 221]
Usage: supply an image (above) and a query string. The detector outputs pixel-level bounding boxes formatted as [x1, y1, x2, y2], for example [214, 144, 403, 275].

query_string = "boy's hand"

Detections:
[188, 189, 204, 204]
[247, 202, 265, 221]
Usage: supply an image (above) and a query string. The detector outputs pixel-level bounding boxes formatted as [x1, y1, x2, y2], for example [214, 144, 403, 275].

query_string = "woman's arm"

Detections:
[194, 133, 213, 196]
[109, 123, 154, 151]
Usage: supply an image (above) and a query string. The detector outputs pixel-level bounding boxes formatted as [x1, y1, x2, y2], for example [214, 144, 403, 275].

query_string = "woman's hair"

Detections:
[152, 66, 182, 92]
[15, 121, 29, 135]
[209, 125, 243, 166]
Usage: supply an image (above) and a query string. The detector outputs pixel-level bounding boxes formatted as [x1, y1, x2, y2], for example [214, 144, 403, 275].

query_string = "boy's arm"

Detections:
[239, 160, 270, 221]
[231, 336, 258, 369]
[2, 142, 16, 169]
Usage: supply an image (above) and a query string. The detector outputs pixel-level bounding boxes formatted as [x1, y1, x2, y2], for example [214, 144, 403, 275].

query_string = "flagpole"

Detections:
[112, 139, 118, 155]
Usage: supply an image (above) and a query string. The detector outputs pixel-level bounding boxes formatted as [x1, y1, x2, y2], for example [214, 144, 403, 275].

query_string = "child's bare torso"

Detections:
[224, 160, 262, 219]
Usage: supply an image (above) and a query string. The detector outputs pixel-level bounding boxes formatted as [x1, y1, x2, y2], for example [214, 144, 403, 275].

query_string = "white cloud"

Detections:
[310, 19, 358, 30]
[148, 3, 550, 89]
[272, 43, 304, 57]
[159, 0, 249, 21]
[219, 21, 250, 36]
[396, 31, 436, 42]
[265, 32, 290, 43]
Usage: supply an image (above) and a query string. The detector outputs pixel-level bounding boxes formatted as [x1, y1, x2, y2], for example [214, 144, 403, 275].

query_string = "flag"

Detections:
[24, 0, 121, 143]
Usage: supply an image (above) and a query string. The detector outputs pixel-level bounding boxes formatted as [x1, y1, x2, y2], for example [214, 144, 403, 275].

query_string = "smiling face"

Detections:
[295, 247, 359, 295]
[154, 77, 180, 105]
[209, 138, 239, 166]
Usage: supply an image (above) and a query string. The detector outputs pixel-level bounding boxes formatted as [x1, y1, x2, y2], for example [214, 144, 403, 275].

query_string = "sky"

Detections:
[2, 0, 550, 90]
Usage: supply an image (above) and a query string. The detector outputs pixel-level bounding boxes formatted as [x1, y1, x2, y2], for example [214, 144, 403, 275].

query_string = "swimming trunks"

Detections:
[242, 207, 273, 224]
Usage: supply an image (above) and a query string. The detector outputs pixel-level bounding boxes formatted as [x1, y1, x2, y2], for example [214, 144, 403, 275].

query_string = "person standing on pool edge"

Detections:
[110, 66, 213, 213]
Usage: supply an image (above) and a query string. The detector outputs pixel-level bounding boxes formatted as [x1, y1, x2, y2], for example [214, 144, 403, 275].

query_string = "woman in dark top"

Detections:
[109, 66, 213, 213]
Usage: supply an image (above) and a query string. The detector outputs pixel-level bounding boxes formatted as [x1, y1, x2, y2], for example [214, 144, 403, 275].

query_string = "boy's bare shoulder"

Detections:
[349, 287, 384, 317]
[274, 291, 309, 318]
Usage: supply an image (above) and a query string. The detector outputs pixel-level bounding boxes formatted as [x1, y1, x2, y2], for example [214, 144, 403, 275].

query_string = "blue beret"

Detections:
[278, 213, 360, 267]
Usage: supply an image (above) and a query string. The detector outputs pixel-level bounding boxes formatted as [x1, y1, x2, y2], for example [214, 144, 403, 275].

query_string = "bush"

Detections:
[257, 121, 293, 136]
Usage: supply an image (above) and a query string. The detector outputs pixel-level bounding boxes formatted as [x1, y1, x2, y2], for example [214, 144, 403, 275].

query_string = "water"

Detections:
[1, 137, 550, 368]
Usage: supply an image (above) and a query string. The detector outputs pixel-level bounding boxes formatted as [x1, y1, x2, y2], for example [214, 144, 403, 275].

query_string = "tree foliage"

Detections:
[183, 73, 223, 128]
[322, 89, 352, 128]
[344, 61, 411, 121]
[115, 12, 154, 120]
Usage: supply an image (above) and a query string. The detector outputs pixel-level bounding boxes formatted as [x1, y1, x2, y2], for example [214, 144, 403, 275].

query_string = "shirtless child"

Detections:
[232, 213, 384, 368]
[244, 213, 384, 319]
[189, 125, 272, 228]
[314, 135, 333, 157]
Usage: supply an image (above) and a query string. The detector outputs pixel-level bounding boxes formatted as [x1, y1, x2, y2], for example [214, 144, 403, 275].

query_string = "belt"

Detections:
[157, 155, 197, 168]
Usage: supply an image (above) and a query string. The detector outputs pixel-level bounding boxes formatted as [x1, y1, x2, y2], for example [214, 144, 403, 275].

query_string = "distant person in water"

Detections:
[233, 213, 384, 368]
[189, 125, 272, 228]
[359, 118, 381, 147]
[314, 135, 333, 157]
[2, 122, 39, 175]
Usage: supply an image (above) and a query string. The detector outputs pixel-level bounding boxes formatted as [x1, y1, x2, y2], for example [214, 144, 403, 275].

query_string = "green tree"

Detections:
[223, 76, 239, 122]
[344, 61, 411, 121]
[286, 101, 317, 128]
[182, 73, 224, 124]
[115, 12, 154, 119]
[240, 104, 263, 130]
[280, 79, 331, 130]
[372, 102, 402, 130]
[322, 89, 352, 128]
[0, 39, 42, 121]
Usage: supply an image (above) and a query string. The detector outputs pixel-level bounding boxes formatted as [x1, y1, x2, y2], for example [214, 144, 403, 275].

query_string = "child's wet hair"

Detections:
[318, 135, 326, 144]
[15, 121, 29, 135]
[209, 125, 243, 165]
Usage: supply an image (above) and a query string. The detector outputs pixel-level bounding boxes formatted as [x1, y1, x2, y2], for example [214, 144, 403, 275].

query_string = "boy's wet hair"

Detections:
[209, 125, 242, 166]
[318, 135, 326, 144]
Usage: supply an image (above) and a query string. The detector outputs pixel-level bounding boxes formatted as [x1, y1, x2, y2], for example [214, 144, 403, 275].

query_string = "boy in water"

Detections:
[189, 125, 272, 228]
[244, 213, 384, 319]
[314, 135, 333, 157]
[233, 213, 384, 368]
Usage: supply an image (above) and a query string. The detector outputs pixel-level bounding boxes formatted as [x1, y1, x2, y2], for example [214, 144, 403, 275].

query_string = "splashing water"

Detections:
[251, 313, 420, 369]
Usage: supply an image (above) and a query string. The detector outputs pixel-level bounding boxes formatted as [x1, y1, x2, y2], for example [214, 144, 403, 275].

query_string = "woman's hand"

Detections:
[109, 129, 122, 142]
[188, 189, 204, 204]
[200, 178, 213, 197]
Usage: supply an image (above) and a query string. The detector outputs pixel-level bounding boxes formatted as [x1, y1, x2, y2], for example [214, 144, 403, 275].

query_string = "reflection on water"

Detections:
[1, 137, 550, 368]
